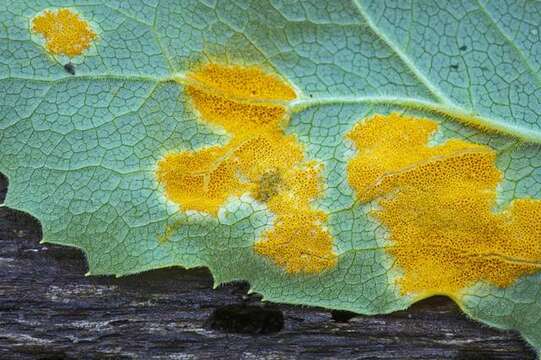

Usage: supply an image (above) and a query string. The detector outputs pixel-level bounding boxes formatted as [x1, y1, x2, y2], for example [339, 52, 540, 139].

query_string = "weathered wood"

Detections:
[0, 176, 536, 359]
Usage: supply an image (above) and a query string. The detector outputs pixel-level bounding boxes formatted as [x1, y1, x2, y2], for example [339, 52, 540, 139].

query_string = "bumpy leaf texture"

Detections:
[1, 0, 541, 354]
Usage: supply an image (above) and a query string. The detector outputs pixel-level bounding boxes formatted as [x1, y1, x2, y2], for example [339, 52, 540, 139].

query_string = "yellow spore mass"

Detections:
[347, 113, 541, 298]
[32, 8, 96, 57]
[157, 63, 336, 273]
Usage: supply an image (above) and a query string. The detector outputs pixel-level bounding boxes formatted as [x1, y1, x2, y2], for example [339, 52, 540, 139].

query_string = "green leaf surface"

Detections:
[1, 0, 540, 354]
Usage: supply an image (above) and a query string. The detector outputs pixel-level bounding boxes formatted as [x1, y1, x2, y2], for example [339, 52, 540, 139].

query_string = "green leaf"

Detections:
[1, 0, 540, 354]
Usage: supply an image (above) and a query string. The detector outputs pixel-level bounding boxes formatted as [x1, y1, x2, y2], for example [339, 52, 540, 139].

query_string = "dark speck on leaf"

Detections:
[64, 62, 75, 75]
[459, 45, 467, 51]
[450, 64, 459, 70]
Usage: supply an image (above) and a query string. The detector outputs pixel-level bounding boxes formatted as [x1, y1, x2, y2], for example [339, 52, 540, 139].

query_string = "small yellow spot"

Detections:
[32, 8, 96, 57]
[347, 113, 541, 298]
[156, 63, 336, 273]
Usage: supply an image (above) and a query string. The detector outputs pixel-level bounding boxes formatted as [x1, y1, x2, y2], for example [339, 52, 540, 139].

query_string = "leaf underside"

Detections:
[1, 0, 540, 354]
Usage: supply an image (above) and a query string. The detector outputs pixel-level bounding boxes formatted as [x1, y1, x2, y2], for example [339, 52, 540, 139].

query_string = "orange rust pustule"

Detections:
[187, 88, 288, 134]
[346, 113, 541, 299]
[32, 8, 96, 57]
[188, 63, 297, 101]
[156, 63, 336, 273]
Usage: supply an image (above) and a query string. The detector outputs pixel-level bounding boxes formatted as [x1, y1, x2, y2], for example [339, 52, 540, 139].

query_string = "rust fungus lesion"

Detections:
[31, 8, 96, 57]
[156, 63, 337, 273]
[346, 113, 541, 300]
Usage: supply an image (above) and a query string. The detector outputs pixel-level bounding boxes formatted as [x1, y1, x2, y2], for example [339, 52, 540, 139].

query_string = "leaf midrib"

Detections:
[7, 72, 541, 144]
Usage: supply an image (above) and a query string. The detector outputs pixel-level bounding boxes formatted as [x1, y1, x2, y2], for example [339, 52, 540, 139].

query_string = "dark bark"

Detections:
[0, 176, 536, 359]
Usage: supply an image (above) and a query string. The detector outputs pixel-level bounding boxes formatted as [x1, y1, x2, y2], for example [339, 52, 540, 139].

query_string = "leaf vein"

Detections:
[351, 0, 452, 105]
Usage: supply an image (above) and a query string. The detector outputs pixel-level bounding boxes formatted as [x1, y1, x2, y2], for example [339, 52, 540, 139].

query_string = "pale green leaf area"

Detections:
[1, 0, 541, 353]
